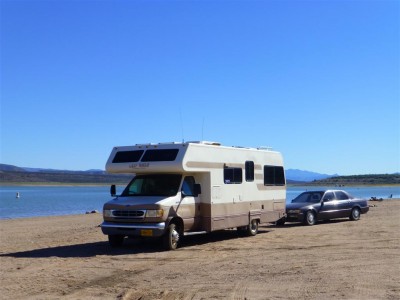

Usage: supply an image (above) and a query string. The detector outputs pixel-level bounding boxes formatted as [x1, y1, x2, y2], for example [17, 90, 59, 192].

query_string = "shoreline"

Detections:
[0, 182, 120, 187]
[1, 198, 399, 222]
[289, 183, 400, 187]
[2, 182, 399, 187]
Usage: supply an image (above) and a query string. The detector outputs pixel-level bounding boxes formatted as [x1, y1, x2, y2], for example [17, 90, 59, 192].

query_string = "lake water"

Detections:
[0, 185, 399, 219]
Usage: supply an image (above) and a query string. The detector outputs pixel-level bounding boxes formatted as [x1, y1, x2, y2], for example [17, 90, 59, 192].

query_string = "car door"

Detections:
[319, 191, 338, 220]
[334, 191, 352, 218]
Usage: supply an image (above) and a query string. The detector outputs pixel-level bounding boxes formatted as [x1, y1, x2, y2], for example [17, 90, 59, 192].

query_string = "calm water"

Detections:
[0, 185, 399, 219]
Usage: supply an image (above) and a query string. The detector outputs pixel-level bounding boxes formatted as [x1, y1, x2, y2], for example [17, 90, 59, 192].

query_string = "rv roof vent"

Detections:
[188, 141, 221, 146]
[258, 146, 273, 151]
[157, 142, 180, 145]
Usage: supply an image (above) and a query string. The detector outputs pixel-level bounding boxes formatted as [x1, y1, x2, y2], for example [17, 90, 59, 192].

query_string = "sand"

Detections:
[1, 200, 399, 300]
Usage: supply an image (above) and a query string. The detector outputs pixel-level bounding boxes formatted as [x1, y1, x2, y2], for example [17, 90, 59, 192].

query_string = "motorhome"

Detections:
[101, 141, 286, 250]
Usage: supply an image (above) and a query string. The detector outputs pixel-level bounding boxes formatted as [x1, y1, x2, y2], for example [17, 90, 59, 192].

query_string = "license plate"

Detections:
[141, 229, 153, 237]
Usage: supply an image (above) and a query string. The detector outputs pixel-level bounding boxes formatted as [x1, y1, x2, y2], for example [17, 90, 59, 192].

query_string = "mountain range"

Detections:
[0, 163, 335, 182]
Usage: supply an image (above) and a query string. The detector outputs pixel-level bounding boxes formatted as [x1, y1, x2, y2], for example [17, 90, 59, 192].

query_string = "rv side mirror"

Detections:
[194, 184, 201, 197]
[110, 184, 116, 197]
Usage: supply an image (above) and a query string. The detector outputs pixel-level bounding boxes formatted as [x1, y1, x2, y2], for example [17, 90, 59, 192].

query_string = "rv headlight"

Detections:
[103, 209, 113, 218]
[145, 209, 164, 218]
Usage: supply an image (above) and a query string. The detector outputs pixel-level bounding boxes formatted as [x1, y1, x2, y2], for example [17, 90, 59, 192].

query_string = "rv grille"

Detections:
[112, 210, 145, 219]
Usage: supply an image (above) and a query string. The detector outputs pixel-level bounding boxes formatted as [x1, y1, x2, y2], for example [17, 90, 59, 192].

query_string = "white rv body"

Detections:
[101, 141, 286, 249]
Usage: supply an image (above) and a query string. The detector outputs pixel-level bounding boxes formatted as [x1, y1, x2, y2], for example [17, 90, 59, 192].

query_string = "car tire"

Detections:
[350, 207, 361, 221]
[304, 211, 316, 226]
[163, 223, 180, 250]
[108, 235, 124, 247]
[247, 219, 259, 236]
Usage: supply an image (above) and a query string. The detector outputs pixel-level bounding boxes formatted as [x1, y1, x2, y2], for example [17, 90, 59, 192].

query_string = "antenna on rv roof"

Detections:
[202, 117, 205, 141]
[180, 108, 185, 143]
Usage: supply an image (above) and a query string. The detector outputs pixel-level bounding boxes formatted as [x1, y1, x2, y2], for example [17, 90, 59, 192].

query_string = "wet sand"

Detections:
[1, 200, 399, 299]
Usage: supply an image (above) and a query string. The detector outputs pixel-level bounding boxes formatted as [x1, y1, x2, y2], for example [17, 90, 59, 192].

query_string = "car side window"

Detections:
[182, 176, 195, 196]
[310, 193, 321, 203]
[335, 191, 349, 200]
[323, 192, 335, 202]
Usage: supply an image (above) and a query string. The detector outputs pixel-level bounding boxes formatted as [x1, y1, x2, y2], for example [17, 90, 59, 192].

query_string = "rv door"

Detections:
[179, 176, 202, 231]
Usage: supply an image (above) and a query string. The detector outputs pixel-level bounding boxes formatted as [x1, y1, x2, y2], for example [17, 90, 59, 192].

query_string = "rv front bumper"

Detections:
[101, 221, 166, 237]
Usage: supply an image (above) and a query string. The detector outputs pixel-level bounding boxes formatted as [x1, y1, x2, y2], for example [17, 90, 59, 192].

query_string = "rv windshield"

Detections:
[122, 174, 182, 197]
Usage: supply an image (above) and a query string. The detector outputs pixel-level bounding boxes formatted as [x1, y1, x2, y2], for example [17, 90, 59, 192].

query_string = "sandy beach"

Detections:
[1, 200, 399, 300]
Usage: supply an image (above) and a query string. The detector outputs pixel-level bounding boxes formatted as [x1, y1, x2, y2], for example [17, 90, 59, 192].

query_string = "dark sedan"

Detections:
[282, 190, 369, 226]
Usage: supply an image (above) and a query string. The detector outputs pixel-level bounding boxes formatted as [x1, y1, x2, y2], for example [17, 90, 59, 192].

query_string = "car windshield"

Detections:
[292, 192, 324, 203]
[122, 174, 182, 197]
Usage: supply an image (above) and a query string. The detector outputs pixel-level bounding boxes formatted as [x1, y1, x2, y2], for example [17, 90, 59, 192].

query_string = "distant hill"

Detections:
[285, 169, 336, 182]
[1, 164, 333, 182]
[22, 167, 106, 175]
[1, 164, 398, 185]
[0, 164, 26, 172]
[0, 164, 131, 185]
[310, 174, 400, 186]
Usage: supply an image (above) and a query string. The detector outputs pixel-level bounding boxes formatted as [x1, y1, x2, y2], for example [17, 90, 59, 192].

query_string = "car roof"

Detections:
[302, 190, 346, 193]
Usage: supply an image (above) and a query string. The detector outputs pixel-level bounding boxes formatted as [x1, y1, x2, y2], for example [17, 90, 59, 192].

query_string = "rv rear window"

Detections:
[112, 150, 144, 163]
[264, 166, 285, 186]
[141, 149, 179, 162]
[224, 167, 243, 184]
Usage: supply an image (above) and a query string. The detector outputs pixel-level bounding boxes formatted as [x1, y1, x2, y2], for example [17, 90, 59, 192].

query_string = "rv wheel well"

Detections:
[168, 217, 184, 235]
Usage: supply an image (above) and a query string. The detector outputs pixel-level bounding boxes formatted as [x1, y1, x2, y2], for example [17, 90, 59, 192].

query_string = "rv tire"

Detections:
[108, 235, 124, 247]
[163, 223, 179, 251]
[247, 219, 258, 236]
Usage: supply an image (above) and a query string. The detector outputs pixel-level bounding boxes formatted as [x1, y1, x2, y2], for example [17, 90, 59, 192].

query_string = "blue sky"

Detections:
[1, 0, 399, 175]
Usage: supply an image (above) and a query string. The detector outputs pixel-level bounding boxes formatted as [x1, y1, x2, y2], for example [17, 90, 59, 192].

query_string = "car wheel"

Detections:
[304, 211, 316, 226]
[108, 235, 124, 247]
[350, 207, 361, 221]
[163, 223, 180, 250]
[247, 219, 259, 236]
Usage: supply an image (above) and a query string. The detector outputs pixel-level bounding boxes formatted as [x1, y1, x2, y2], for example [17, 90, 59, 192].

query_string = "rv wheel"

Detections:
[163, 223, 180, 250]
[247, 219, 258, 236]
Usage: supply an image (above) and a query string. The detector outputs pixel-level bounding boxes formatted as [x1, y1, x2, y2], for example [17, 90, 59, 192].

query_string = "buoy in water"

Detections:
[16, 192, 20, 198]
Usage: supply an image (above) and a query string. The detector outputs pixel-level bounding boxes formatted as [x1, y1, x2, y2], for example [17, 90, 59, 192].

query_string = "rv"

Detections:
[101, 141, 286, 250]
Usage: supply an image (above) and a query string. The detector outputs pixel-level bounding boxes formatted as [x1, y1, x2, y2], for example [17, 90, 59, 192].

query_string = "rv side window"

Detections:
[245, 161, 254, 182]
[224, 167, 242, 184]
[264, 166, 285, 186]
[112, 150, 144, 163]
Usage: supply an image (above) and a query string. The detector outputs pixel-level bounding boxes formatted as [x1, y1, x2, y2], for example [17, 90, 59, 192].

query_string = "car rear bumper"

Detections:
[361, 206, 369, 214]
